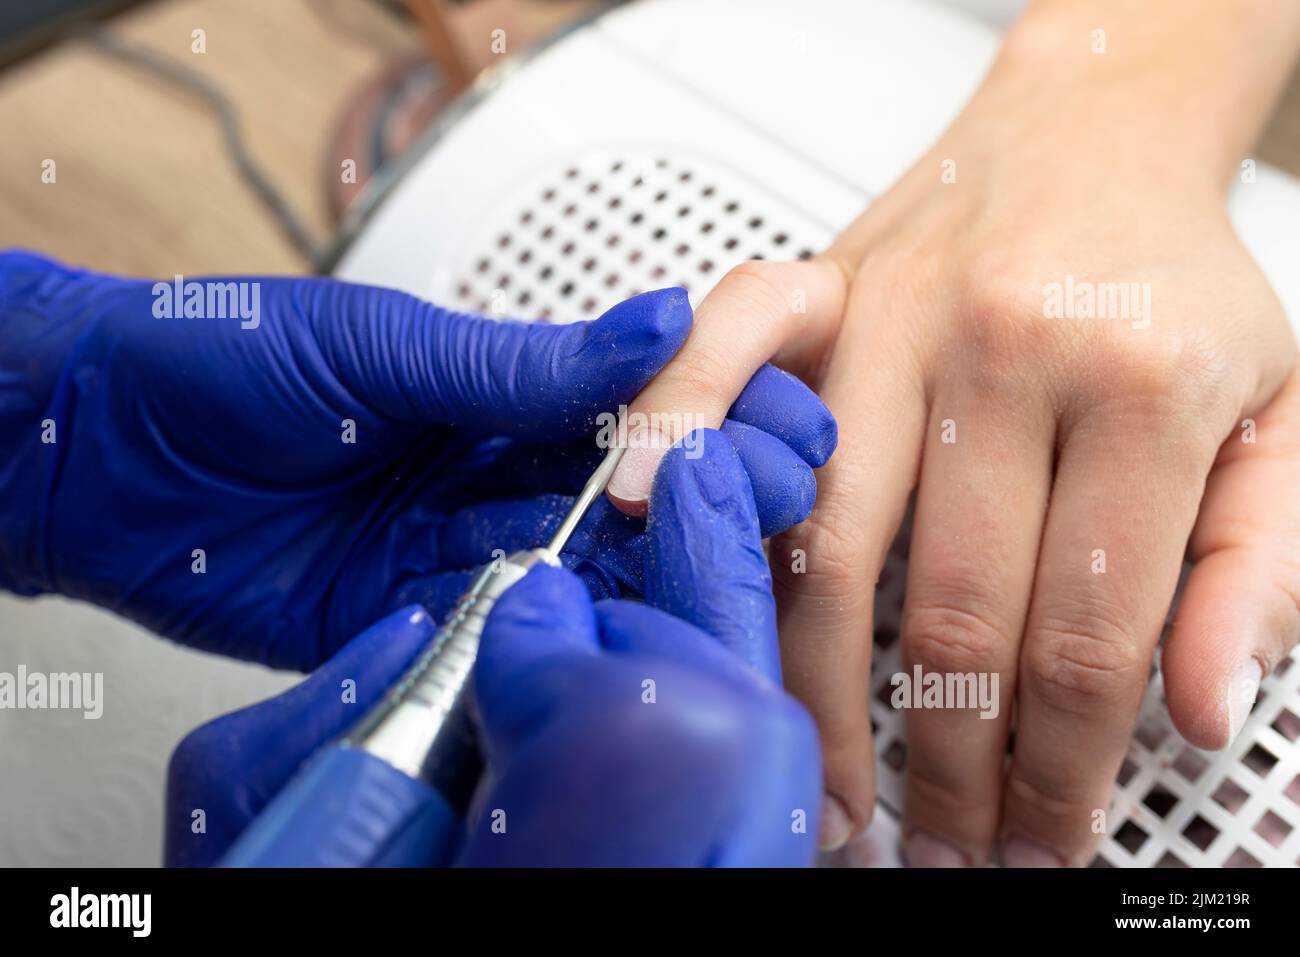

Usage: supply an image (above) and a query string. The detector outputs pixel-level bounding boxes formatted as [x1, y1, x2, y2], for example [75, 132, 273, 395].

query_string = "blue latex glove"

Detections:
[0, 251, 835, 670]
[461, 433, 821, 865]
[164, 604, 437, 866]
[164, 433, 822, 867]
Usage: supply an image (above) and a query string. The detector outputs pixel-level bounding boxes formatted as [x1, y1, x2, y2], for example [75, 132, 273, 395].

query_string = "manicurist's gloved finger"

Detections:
[421, 430, 809, 576]
[304, 282, 692, 439]
[474, 565, 601, 752]
[721, 419, 817, 537]
[642, 428, 781, 681]
[431, 438, 607, 504]
[464, 478, 824, 867]
[447, 421, 820, 539]
[385, 423, 814, 626]
[389, 570, 477, 624]
[164, 606, 435, 866]
[595, 600, 777, 693]
[727, 363, 838, 468]
[477, 565, 600, 676]
[384, 495, 643, 607]
[426, 495, 582, 569]
[391, 554, 631, 631]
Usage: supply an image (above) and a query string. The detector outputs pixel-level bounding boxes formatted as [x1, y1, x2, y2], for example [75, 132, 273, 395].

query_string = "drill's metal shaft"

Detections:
[345, 443, 625, 807]
[545, 445, 625, 559]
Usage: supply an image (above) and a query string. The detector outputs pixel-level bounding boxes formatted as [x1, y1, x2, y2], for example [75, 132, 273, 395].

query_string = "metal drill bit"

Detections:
[347, 442, 629, 807]
[544, 444, 626, 560]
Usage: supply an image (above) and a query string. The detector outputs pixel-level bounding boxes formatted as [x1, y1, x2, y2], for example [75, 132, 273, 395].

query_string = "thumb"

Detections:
[1163, 372, 1300, 750]
[644, 429, 781, 681]
[164, 606, 435, 866]
[306, 282, 692, 438]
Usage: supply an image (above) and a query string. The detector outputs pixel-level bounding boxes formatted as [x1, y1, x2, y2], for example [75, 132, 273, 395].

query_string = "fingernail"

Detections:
[1000, 837, 1065, 868]
[842, 832, 888, 868]
[818, 794, 854, 851]
[606, 425, 669, 516]
[904, 830, 969, 868]
[1226, 657, 1263, 746]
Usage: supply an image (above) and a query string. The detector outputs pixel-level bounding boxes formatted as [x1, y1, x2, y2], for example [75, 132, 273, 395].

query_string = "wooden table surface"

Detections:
[1, 0, 1298, 279]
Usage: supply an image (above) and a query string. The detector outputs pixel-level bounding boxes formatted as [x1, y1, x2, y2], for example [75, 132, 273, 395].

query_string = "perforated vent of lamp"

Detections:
[449, 150, 1300, 869]
[450, 150, 824, 321]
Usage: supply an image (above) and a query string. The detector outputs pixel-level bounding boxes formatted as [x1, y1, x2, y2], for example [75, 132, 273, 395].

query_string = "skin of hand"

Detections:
[0, 251, 833, 671]
[164, 434, 822, 868]
[603, 0, 1300, 866]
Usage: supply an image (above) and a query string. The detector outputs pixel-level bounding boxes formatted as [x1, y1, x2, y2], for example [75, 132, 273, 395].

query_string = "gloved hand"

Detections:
[165, 433, 821, 867]
[0, 251, 835, 670]
[461, 432, 821, 865]
[164, 604, 437, 866]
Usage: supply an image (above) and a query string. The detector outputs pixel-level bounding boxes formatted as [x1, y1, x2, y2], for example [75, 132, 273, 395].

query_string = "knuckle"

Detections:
[958, 313, 1041, 381]
[771, 498, 868, 598]
[1089, 329, 1228, 416]
[721, 259, 796, 321]
[1024, 614, 1145, 714]
[908, 759, 993, 820]
[850, 247, 931, 323]
[903, 600, 1007, 676]
[962, 242, 1036, 306]
[950, 251, 1239, 424]
[1004, 766, 1091, 824]
[859, 250, 944, 328]
[654, 338, 737, 411]
[953, 264, 1056, 373]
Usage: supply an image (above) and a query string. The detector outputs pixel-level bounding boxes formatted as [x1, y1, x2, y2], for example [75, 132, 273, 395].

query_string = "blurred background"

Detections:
[1, 0, 1298, 279]
[0, 0, 613, 275]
